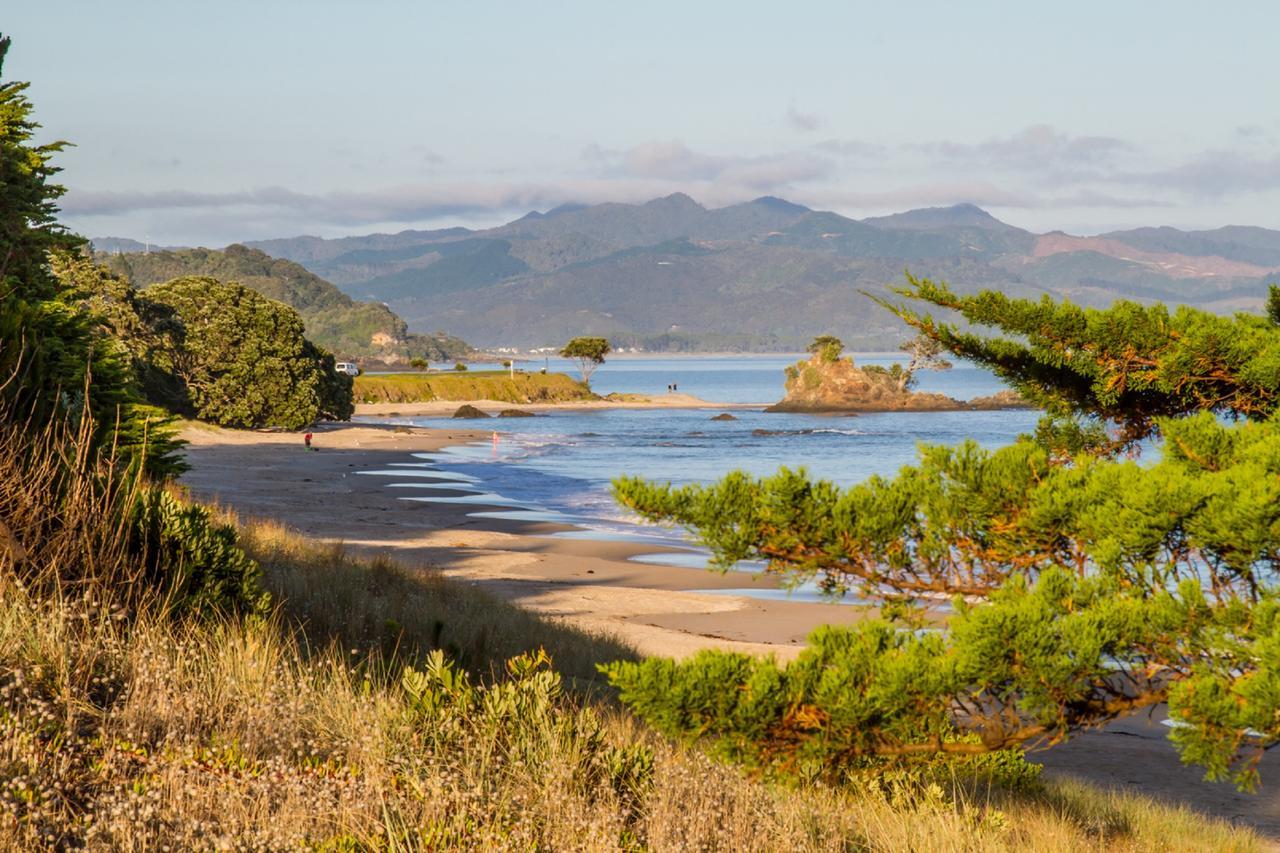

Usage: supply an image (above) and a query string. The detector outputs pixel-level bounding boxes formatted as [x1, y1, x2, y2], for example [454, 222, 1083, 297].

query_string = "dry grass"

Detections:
[237, 516, 639, 688]
[352, 371, 595, 405]
[1, 559, 1264, 850]
[0, 419, 1266, 849]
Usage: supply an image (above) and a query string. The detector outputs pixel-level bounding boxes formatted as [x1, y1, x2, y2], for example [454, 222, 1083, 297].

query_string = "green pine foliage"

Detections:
[875, 272, 1280, 446]
[610, 273, 1280, 793]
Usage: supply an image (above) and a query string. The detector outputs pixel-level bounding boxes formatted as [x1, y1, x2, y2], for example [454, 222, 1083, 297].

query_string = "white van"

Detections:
[334, 362, 360, 376]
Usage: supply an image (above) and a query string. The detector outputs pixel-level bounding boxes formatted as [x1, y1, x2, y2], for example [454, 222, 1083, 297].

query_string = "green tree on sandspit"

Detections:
[608, 273, 1280, 792]
[145, 276, 353, 429]
[560, 336, 611, 386]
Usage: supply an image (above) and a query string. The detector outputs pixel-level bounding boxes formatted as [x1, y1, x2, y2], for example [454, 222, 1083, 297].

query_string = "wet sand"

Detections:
[178, 422, 873, 660]
[178, 421, 1280, 838]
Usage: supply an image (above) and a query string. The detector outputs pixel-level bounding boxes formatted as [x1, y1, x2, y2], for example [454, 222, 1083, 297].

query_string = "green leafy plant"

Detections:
[130, 487, 269, 617]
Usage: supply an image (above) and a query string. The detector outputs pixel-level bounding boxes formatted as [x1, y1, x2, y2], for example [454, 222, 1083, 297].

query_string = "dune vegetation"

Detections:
[0, 413, 1263, 849]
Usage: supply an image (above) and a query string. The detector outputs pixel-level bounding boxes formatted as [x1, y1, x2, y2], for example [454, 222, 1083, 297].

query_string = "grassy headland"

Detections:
[353, 370, 596, 405]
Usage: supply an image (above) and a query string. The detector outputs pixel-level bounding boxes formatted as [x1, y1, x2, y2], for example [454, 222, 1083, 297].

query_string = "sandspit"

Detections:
[353, 392, 760, 418]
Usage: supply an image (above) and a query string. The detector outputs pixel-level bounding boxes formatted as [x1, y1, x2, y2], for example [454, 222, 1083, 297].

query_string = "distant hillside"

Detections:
[231, 196, 1280, 351]
[99, 245, 470, 362]
[92, 237, 186, 254]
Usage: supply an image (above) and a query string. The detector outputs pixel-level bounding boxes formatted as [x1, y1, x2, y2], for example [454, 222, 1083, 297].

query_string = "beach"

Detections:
[178, 420, 874, 660]
[178, 419, 1280, 836]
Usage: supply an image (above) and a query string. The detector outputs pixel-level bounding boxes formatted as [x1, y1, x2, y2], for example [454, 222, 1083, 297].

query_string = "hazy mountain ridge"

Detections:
[103, 196, 1280, 351]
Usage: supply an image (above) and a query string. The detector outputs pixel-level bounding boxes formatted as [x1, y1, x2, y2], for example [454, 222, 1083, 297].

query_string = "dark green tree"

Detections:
[146, 276, 352, 429]
[0, 33, 263, 616]
[806, 334, 844, 363]
[0, 36, 179, 475]
[560, 336, 611, 386]
[609, 275, 1280, 792]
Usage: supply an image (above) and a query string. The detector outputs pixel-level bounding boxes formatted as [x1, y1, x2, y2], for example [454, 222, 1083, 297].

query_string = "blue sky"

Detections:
[7, 1, 1280, 245]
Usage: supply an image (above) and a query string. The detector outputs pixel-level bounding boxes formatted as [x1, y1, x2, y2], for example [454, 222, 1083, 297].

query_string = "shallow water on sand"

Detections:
[357, 355, 1038, 602]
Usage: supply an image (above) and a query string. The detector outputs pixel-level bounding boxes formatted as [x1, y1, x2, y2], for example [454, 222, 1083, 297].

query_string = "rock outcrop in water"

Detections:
[967, 390, 1033, 410]
[451, 404, 491, 419]
[765, 353, 1026, 413]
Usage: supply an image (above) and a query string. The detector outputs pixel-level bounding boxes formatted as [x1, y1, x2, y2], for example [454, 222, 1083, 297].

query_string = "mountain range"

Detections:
[106, 194, 1280, 351]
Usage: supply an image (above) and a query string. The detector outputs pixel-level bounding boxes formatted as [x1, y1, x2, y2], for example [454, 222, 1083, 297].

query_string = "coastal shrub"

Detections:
[401, 648, 655, 824]
[145, 275, 352, 428]
[129, 488, 269, 618]
[613, 274, 1280, 793]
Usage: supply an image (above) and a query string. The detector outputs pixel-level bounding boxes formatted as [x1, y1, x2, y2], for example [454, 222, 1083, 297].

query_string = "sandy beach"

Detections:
[177, 420, 1280, 837]
[178, 421, 873, 660]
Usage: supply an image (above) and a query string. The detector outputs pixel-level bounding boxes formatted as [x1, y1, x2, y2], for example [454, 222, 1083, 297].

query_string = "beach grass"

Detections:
[352, 371, 595, 405]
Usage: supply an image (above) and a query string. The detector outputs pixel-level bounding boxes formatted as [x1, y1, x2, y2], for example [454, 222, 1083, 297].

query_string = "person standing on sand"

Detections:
[304, 431, 314, 451]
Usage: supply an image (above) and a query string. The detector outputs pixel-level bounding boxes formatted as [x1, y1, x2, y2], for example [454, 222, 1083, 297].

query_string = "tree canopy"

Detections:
[609, 274, 1280, 792]
[144, 276, 352, 429]
[0, 36, 179, 475]
[806, 334, 844, 363]
[875, 273, 1280, 447]
[560, 336, 611, 385]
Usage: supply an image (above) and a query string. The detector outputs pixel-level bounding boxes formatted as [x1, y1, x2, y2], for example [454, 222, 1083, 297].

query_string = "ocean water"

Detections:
[356, 355, 1040, 599]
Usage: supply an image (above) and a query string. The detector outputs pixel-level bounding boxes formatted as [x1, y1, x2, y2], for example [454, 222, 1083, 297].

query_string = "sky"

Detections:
[7, 1, 1280, 246]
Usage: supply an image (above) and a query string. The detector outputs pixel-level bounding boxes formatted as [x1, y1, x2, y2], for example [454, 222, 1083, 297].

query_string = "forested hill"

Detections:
[239, 195, 1279, 351]
[99, 244, 470, 362]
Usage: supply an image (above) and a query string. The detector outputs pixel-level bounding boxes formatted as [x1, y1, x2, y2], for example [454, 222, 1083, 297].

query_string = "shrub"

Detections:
[129, 487, 269, 618]
[145, 276, 352, 428]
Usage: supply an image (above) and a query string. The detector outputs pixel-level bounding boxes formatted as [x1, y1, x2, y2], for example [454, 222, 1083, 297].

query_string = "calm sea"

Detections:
[357, 355, 1040, 598]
